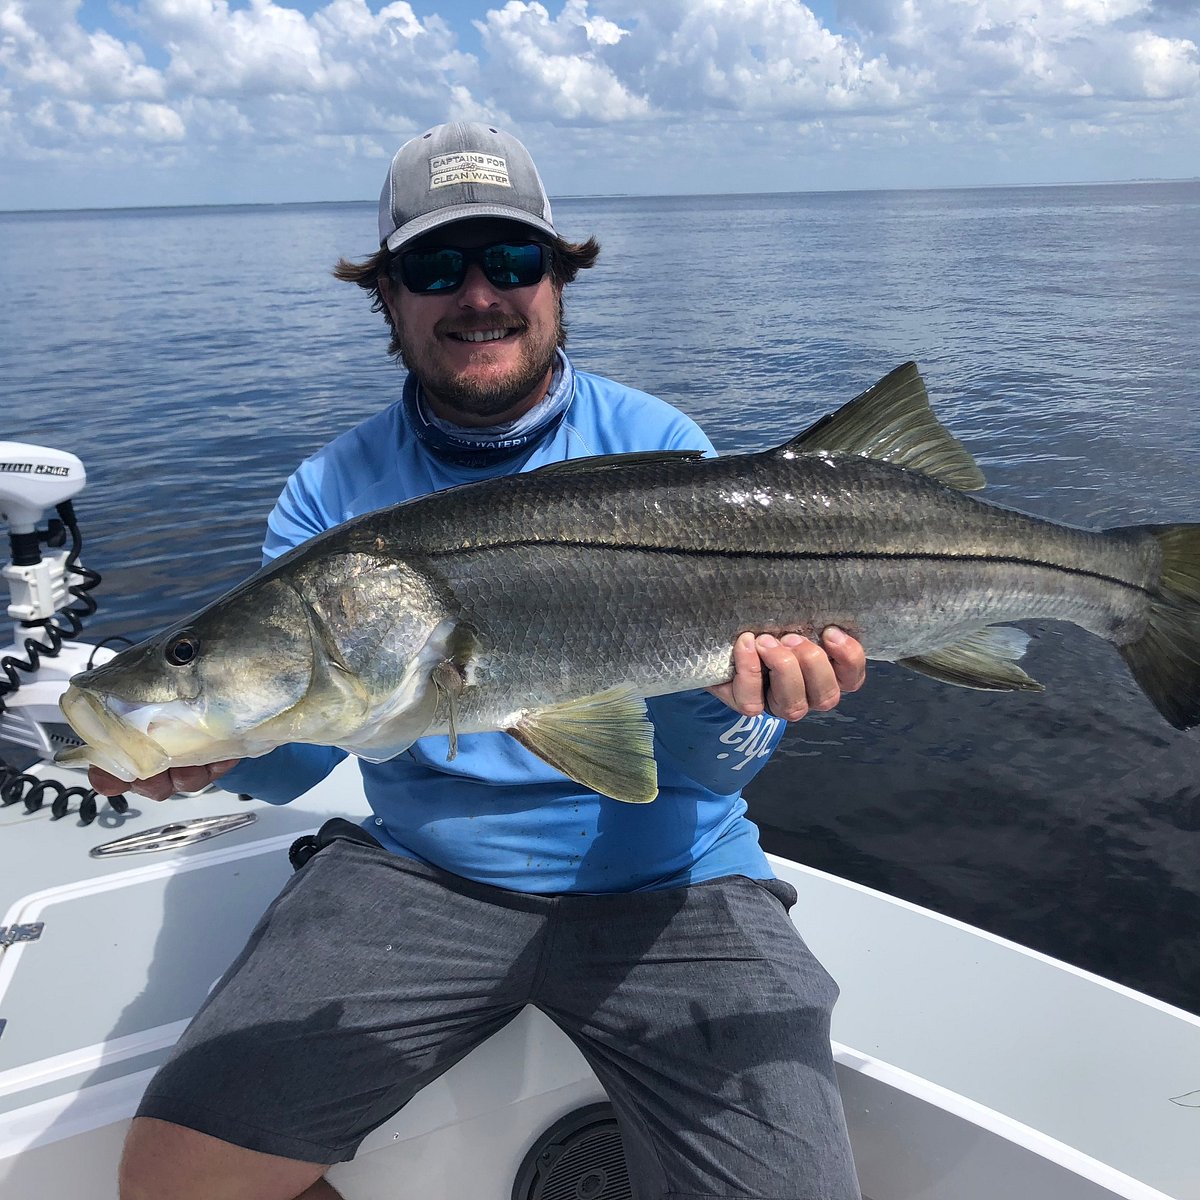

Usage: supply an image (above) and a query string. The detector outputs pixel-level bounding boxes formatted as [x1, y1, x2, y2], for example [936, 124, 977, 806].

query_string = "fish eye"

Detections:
[164, 632, 200, 667]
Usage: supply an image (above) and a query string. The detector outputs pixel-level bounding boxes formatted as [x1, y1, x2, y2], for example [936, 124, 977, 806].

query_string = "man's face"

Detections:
[381, 218, 563, 426]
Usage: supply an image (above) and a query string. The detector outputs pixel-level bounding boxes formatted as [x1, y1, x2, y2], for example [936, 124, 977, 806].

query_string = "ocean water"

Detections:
[2, 182, 1199, 1012]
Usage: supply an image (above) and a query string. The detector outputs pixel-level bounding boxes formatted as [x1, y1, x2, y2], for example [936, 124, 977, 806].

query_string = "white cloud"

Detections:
[139, 0, 357, 95]
[1121, 29, 1200, 98]
[604, 0, 923, 114]
[0, 0, 164, 102]
[476, 1, 651, 121]
[0, 0, 1196, 206]
[0, 0, 486, 175]
[837, 0, 1199, 107]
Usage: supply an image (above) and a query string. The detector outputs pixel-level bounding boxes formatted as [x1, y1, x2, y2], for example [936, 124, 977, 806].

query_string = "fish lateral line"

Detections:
[421, 539, 1152, 595]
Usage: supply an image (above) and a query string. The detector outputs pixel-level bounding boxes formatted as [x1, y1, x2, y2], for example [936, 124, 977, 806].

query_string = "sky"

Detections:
[1, 0, 1198, 211]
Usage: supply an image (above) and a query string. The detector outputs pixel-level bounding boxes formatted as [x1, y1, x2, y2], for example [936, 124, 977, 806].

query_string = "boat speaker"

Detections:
[512, 1101, 632, 1200]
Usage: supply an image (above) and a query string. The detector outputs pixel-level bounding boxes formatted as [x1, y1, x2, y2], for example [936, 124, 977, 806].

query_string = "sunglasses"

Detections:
[391, 241, 551, 295]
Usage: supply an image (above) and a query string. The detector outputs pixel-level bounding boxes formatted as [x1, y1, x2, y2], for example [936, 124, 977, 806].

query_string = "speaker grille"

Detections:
[513, 1103, 632, 1200]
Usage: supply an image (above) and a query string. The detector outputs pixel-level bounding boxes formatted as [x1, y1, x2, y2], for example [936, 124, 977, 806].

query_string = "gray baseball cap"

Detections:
[378, 122, 557, 253]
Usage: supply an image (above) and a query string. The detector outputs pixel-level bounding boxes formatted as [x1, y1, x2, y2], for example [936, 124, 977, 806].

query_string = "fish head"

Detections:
[59, 573, 334, 779]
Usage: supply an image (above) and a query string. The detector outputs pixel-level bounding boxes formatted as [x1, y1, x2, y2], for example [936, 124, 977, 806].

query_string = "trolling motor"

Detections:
[0, 442, 124, 820]
[1, 443, 88, 620]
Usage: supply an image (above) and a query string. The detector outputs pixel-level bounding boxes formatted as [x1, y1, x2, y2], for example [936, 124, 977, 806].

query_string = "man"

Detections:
[93, 122, 867, 1200]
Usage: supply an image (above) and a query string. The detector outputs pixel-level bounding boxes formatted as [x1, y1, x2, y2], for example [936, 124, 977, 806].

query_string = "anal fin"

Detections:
[898, 627, 1043, 692]
[508, 687, 658, 804]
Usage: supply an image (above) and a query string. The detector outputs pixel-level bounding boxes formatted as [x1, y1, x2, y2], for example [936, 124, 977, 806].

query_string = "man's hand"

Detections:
[88, 760, 241, 802]
[708, 628, 866, 721]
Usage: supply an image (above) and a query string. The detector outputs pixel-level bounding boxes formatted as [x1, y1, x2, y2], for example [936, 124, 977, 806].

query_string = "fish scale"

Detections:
[58, 363, 1200, 802]
[428, 536, 1151, 727]
[335, 439, 1159, 599]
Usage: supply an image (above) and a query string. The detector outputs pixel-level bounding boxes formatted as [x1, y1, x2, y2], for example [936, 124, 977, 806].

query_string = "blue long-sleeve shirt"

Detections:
[221, 359, 785, 892]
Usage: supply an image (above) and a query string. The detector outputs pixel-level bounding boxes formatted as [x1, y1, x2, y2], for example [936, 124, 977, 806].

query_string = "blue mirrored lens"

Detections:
[401, 248, 465, 293]
[480, 243, 545, 287]
[397, 242, 547, 294]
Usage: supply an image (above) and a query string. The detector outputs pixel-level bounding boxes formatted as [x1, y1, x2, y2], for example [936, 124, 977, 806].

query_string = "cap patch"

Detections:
[430, 151, 511, 190]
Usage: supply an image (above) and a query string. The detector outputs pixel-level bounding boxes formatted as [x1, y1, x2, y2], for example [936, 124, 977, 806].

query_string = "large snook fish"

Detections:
[59, 363, 1200, 803]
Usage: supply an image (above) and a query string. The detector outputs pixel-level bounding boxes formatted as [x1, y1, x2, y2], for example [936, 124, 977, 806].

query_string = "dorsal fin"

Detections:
[779, 362, 986, 492]
[533, 449, 707, 477]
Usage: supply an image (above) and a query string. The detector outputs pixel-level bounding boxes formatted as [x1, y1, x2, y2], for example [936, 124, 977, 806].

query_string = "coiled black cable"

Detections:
[0, 757, 127, 823]
[0, 500, 102, 715]
[0, 502, 139, 826]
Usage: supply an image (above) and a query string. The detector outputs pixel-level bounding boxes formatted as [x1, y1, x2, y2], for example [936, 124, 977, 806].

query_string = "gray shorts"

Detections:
[138, 821, 859, 1199]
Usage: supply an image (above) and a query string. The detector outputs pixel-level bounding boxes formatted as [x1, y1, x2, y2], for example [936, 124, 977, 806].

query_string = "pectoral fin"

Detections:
[898, 627, 1043, 692]
[432, 660, 465, 761]
[508, 688, 659, 804]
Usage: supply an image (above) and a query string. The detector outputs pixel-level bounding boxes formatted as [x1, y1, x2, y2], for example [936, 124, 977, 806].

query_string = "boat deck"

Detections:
[2, 759, 1198, 1199]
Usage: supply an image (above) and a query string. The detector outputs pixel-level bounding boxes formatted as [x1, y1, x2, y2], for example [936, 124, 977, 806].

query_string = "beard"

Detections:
[398, 307, 564, 423]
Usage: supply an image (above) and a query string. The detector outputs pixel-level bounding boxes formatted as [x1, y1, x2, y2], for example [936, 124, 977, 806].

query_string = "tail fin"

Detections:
[1117, 524, 1200, 730]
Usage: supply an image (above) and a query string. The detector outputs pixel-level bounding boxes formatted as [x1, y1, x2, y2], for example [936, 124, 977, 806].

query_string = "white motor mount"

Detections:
[0, 443, 88, 624]
[3, 548, 75, 624]
[0, 442, 99, 765]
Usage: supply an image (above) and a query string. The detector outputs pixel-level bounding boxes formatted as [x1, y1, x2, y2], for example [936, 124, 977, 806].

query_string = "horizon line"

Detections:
[2, 175, 1197, 218]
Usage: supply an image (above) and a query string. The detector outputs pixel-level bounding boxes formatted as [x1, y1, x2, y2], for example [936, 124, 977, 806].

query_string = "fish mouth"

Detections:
[58, 686, 169, 779]
[58, 686, 226, 781]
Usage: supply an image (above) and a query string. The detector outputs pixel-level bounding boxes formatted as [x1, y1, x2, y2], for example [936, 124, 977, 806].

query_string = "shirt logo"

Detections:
[430, 152, 511, 190]
[717, 714, 782, 771]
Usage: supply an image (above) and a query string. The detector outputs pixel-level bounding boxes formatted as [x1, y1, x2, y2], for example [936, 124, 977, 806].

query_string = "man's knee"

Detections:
[119, 1116, 329, 1200]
